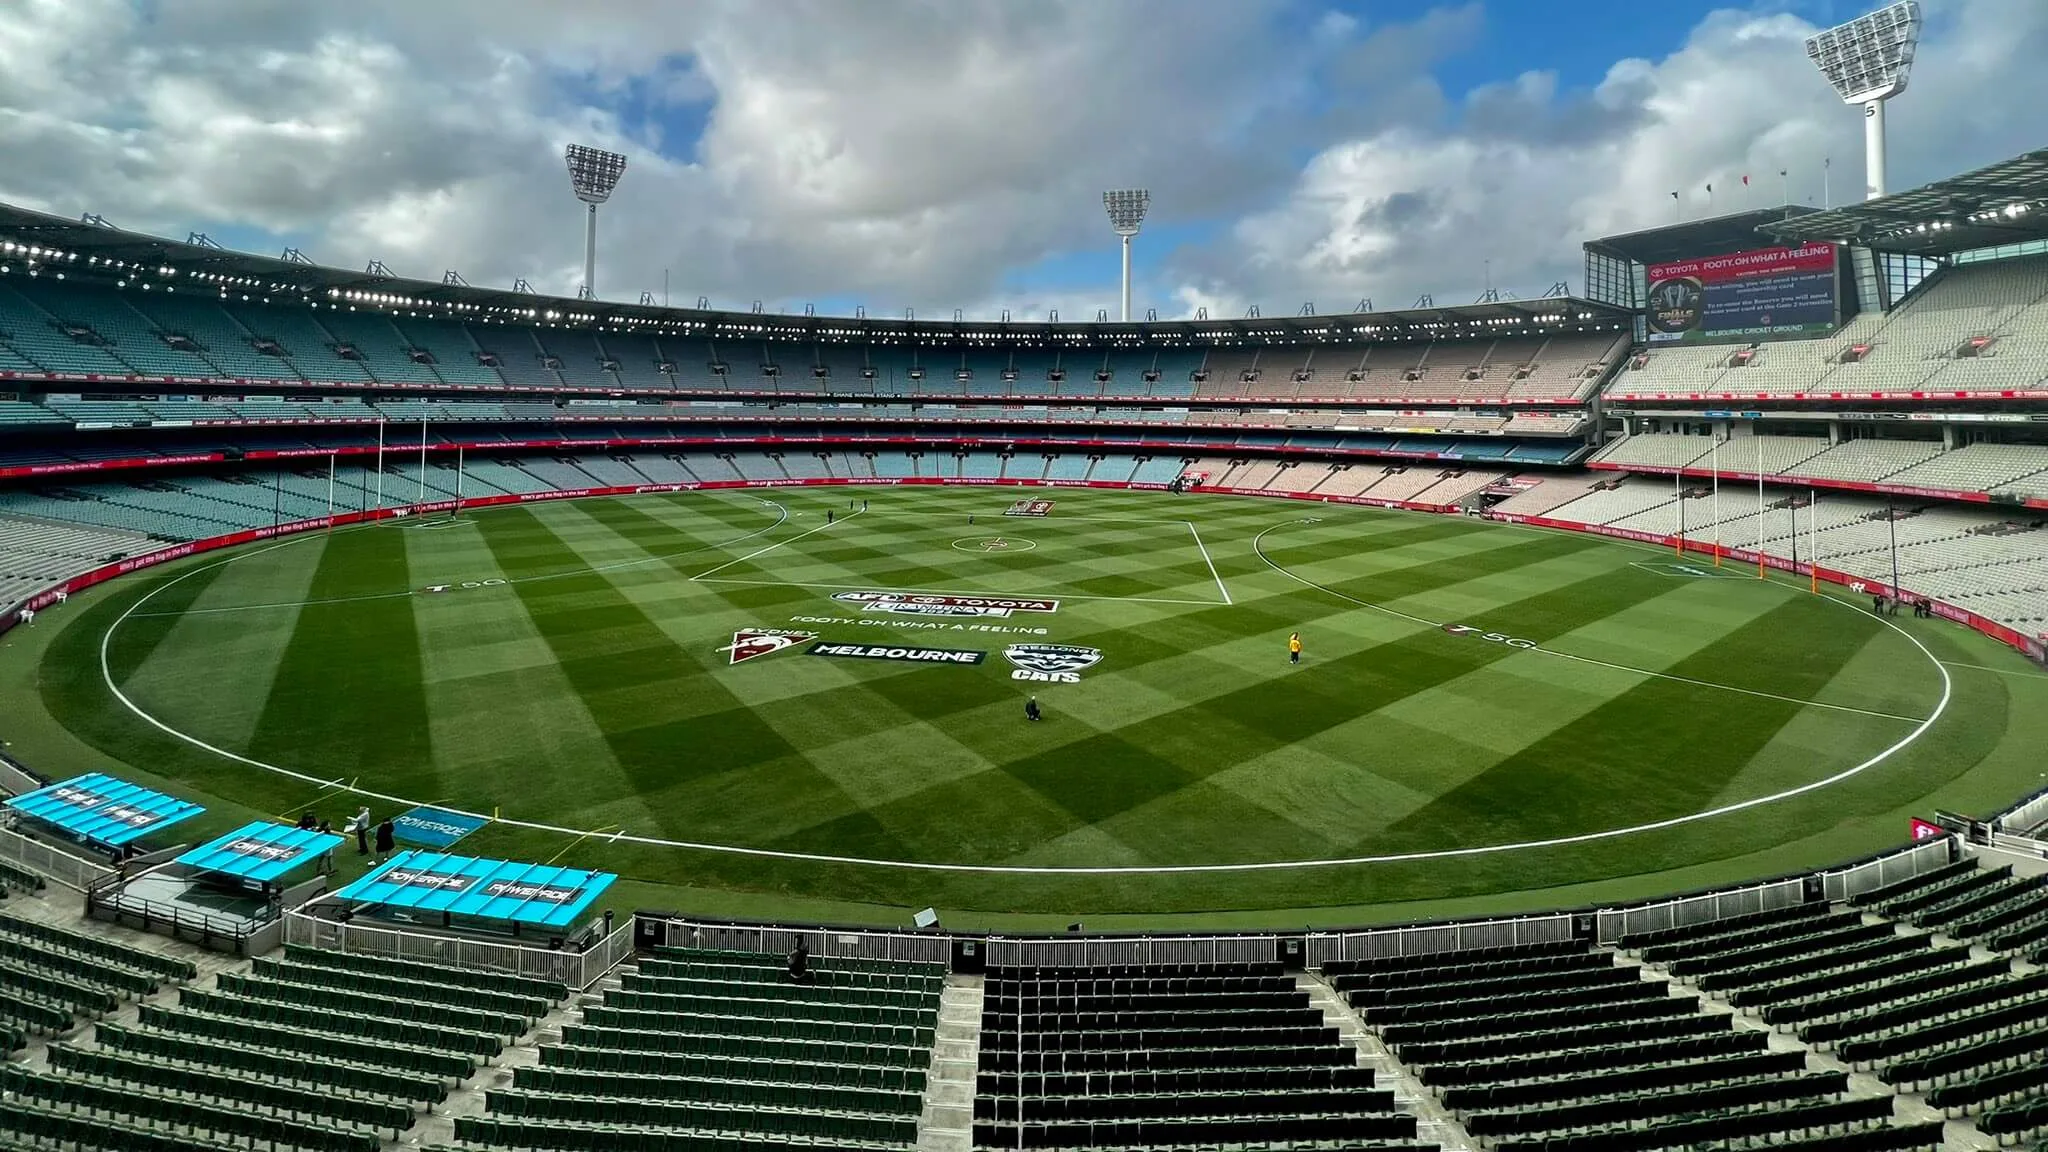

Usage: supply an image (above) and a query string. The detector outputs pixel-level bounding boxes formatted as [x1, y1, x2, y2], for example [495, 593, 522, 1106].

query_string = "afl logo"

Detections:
[1647, 276, 1705, 335]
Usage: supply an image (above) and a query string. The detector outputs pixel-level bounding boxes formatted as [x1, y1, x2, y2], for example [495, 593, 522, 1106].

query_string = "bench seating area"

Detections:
[0, 911, 186, 1049]
[1332, 938, 1938, 1152]
[23, 943, 562, 1151]
[452, 945, 943, 1151]
[972, 960, 1419, 1150]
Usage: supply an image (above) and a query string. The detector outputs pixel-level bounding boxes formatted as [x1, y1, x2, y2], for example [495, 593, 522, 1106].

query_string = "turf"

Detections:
[7, 484, 2045, 927]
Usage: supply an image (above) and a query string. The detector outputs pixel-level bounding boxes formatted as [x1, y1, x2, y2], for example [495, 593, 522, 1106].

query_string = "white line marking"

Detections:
[691, 576, 1222, 607]
[1186, 520, 1232, 606]
[1939, 659, 2046, 679]
[1251, 523, 1932, 724]
[690, 507, 859, 581]
[90, 507, 1953, 876]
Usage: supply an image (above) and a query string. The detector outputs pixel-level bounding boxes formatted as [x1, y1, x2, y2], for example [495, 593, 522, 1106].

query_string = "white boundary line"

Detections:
[1187, 520, 1232, 606]
[1940, 659, 2047, 680]
[89, 502, 1953, 876]
[690, 507, 859, 581]
[1250, 522, 1934, 724]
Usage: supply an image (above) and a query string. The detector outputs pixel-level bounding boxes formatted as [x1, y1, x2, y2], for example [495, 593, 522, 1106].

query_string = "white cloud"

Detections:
[0, 0, 2041, 320]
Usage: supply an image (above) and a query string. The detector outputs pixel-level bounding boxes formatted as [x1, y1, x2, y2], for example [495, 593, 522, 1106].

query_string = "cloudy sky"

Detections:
[1, 0, 2041, 321]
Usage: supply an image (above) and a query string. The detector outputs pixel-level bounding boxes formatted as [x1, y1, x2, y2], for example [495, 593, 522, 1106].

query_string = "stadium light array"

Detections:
[564, 144, 629, 300]
[1805, 0, 1922, 200]
[1103, 189, 1150, 323]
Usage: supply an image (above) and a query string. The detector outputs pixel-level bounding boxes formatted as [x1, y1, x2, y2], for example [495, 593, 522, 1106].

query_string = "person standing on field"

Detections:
[1288, 632, 1302, 665]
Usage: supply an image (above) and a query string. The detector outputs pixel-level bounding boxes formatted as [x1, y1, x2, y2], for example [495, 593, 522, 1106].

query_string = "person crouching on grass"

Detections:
[1025, 696, 1042, 722]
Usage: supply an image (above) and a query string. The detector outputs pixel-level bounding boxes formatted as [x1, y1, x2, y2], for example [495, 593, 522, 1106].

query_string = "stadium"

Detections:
[2, 2, 2048, 1150]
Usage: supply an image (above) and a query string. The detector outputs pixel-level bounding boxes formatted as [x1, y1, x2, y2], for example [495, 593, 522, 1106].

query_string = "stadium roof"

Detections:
[174, 821, 344, 885]
[0, 202, 1628, 345]
[1759, 148, 2048, 257]
[333, 849, 614, 932]
[5, 772, 204, 850]
[1585, 207, 1827, 267]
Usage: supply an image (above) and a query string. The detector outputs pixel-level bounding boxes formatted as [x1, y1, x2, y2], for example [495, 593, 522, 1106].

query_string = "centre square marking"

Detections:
[950, 536, 1037, 554]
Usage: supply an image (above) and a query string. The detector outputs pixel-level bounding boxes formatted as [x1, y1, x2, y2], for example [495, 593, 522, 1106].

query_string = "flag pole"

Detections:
[456, 444, 465, 516]
[326, 451, 335, 520]
[417, 416, 429, 507]
[374, 420, 385, 510]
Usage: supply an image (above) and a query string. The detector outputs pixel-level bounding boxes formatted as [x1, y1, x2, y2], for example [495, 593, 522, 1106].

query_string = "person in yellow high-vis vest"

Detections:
[1288, 632, 1302, 665]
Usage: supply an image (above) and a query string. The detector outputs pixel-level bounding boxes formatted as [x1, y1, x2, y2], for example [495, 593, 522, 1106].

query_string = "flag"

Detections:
[1742, 175, 1750, 186]
[1670, 191, 1679, 200]
[1705, 183, 1713, 194]
[1779, 169, 1788, 178]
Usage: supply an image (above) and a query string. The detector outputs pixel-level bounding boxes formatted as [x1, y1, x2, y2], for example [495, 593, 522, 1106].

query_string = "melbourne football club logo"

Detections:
[1003, 643, 1103, 683]
[721, 629, 816, 666]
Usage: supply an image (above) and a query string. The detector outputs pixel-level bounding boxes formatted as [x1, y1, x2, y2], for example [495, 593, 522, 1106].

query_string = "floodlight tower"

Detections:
[1103, 189, 1150, 323]
[564, 144, 629, 299]
[1805, 0, 1922, 201]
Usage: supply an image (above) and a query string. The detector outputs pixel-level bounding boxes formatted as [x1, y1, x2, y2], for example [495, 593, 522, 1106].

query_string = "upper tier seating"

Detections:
[975, 961, 1410, 1149]
[1613, 253, 2048, 399]
[0, 279, 1625, 408]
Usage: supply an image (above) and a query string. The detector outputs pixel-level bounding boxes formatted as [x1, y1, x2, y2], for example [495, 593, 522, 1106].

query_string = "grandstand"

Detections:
[12, 57, 2048, 1152]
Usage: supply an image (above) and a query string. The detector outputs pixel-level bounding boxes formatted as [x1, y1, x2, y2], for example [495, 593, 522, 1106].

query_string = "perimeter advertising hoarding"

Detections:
[1646, 243, 1839, 345]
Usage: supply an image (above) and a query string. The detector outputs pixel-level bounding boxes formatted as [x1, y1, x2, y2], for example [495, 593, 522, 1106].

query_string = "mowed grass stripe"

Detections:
[402, 514, 646, 830]
[1381, 596, 1894, 851]
[992, 560, 1698, 861]
[473, 504, 897, 850]
[247, 526, 438, 797]
[119, 532, 330, 753]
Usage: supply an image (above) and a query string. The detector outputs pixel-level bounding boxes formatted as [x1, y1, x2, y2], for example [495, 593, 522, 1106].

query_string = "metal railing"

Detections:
[659, 919, 951, 966]
[1821, 836, 1958, 902]
[987, 934, 1275, 968]
[1595, 878, 1807, 945]
[0, 825, 111, 892]
[285, 909, 636, 991]
[1306, 914, 1576, 967]
[1994, 786, 2048, 839]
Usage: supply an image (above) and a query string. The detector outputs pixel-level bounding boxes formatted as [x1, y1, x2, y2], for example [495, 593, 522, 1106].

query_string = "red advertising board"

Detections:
[1646, 243, 1839, 346]
[1646, 243, 1838, 285]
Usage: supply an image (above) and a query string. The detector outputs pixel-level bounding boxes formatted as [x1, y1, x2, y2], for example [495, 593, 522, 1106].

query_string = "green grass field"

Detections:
[6, 485, 2046, 930]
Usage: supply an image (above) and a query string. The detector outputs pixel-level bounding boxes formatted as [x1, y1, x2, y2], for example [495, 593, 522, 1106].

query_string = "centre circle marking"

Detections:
[951, 536, 1036, 553]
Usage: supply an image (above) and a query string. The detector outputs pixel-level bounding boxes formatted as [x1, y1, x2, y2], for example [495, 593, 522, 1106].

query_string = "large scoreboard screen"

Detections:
[1645, 243, 1839, 345]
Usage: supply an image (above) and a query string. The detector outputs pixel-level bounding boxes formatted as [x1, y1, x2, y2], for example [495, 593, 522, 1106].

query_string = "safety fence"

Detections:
[1305, 914, 1576, 967]
[986, 934, 1278, 968]
[1994, 786, 2048, 839]
[1594, 879, 1807, 945]
[645, 918, 952, 966]
[0, 826, 110, 892]
[1822, 836, 1961, 901]
[285, 908, 636, 991]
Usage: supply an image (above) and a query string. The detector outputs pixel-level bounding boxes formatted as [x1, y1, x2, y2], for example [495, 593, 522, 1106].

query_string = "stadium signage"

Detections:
[807, 642, 987, 665]
[788, 614, 1050, 637]
[481, 879, 584, 904]
[380, 869, 478, 893]
[393, 806, 490, 849]
[1441, 624, 1538, 649]
[1646, 243, 1838, 346]
[832, 591, 1059, 614]
[868, 601, 1013, 618]
[1003, 644, 1104, 683]
[222, 838, 307, 863]
[720, 629, 816, 665]
[1005, 499, 1055, 517]
[48, 785, 167, 828]
[420, 579, 507, 594]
